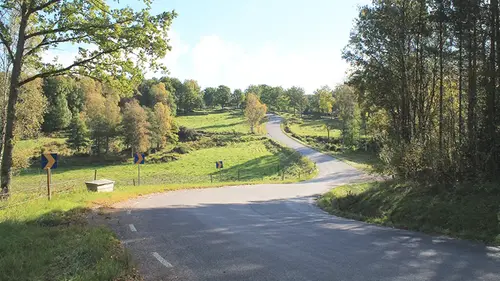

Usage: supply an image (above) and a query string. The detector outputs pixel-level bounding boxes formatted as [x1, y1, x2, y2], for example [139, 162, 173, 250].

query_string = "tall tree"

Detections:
[66, 113, 90, 153]
[245, 93, 267, 133]
[14, 78, 46, 139]
[286, 86, 306, 115]
[231, 89, 245, 108]
[203, 87, 217, 108]
[0, 0, 176, 195]
[122, 101, 150, 154]
[42, 77, 71, 132]
[215, 85, 231, 109]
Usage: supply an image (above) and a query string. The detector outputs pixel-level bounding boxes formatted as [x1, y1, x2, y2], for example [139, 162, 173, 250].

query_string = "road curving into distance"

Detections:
[111, 114, 500, 281]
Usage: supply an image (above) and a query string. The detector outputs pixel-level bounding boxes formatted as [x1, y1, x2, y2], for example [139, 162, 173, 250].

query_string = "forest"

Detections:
[341, 0, 500, 185]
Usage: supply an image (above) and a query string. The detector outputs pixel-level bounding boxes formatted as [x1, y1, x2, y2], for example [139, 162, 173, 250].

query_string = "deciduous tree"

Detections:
[245, 93, 267, 133]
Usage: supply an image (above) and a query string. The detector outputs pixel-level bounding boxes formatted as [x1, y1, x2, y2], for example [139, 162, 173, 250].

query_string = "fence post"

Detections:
[210, 174, 213, 183]
[94, 169, 97, 180]
[133, 179, 135, 186]
[238, 170, 240, 181]
[281, 170, 285, 181]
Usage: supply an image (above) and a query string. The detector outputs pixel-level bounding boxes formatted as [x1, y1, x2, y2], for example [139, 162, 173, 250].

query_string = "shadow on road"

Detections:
[109, 196, 500, 281]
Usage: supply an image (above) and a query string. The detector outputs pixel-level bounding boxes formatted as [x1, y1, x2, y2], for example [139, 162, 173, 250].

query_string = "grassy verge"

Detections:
[0, 133, 317, 280]
[317, 180, 500, 244]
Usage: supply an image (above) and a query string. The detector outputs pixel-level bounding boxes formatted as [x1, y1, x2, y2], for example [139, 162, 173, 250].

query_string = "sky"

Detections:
[46, 0, 371, 94]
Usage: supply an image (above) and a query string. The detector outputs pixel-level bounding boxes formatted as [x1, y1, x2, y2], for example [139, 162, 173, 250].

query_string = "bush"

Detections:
[172, 144, 191, 154]
[178, 126, 198, 142]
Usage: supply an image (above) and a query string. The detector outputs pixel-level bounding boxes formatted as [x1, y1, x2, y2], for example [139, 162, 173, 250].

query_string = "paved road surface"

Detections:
[112, 115, 500, 281]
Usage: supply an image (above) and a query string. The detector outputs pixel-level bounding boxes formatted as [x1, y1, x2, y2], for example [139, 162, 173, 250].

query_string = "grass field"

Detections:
[0, 109, 319, 281]
[317, 181, 500, 244]
[288, 118, 341, 138]
[176, 110, 256, 134]
[282, 115, 383, 173]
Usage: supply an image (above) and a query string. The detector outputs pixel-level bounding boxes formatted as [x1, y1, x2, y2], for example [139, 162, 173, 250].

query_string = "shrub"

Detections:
[178, 126, 198, 142]
[172, 144, 191, 154]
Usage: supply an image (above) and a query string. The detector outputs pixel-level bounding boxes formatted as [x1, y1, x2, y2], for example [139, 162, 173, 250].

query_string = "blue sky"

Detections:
[48, 0, 370, 94]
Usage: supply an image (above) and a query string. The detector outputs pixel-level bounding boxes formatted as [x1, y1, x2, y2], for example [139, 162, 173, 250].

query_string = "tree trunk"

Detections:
[1, 4, 28, 196]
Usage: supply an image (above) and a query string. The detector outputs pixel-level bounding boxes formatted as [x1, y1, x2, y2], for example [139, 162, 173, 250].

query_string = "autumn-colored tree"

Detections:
[122, 101, 150, 154]
[245, 93, 267, 133]
[14, 78, 47, 139]
[149, 102, 176, 149]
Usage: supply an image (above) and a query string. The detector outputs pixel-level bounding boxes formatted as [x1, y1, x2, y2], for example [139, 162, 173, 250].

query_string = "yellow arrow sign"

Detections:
[44, 153, 55, 170]
[136, 153, 143, 164]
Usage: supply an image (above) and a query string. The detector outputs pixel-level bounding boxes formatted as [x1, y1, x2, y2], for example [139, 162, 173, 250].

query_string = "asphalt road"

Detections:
[112, 115, 500, 281]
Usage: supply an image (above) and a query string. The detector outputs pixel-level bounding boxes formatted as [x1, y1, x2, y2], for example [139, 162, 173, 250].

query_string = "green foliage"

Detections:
[177, 126, 199, 142]
[335, 85, 361, 146]
[42, 77, 72, 132]
[66, 114, 91, 153]
[286, 86, 307, 115]
[215, 85, 231, 108]
[231, 89, 245, 108]
[315, 86, 334, 116]
[175, 80, 203, 113]
[203, 87, 217, 108]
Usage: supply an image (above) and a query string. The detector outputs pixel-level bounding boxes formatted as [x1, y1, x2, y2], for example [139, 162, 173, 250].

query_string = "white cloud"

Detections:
[188, 35, 347, 94]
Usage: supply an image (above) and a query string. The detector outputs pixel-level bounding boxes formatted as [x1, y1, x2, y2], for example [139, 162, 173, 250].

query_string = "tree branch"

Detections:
[28, 0, 60, 15]
[25, 19, 132, 40]
[24, 34, 89, 57]
[19, 46, 125, 86]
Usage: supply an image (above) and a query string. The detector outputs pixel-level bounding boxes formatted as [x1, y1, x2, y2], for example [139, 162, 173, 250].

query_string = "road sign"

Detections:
[134, 153, 145, 164]
[215, 161, 223, 169]
[41, 153, 57, 170]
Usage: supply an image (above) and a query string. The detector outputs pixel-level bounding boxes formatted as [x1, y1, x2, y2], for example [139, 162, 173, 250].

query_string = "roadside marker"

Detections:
[152, 252, 173, 268]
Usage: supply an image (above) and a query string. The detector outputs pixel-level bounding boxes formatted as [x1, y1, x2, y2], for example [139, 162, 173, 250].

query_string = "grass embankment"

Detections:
[281, 115, 383, 173]
[1, 110, 316, 280]
[176, 110, 260, 134]
[318, 180, 500, 244]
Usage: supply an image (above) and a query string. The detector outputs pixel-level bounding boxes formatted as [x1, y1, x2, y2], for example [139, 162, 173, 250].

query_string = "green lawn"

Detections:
[317, 181, 500, 244]
[11, 139, 311, 197]
[288, 118, 341, 138]
[176, 110, 253, 134]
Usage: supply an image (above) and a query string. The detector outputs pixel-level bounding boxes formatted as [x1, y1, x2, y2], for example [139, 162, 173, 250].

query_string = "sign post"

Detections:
[134, 153, 145, 186]
[41, 153, 57, 200]
[215, 161, 224, 181]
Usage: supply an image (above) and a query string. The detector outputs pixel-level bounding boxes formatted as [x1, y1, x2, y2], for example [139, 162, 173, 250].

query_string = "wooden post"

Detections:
[238, 170, 240, 181]
[47, 168, 51, 200]
[210, 174, 213, 183]
[138, 164, 141, 186]
[281, 170, 285, 181]
[94, 169, 97, 180]
[133, 179, 135, 186]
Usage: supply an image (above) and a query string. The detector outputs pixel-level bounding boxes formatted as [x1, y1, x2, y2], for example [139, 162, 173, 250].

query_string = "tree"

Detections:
[231, 89, 245, 108]
[260, 86, 284, 111]
[286, 86, 306, 116]
[149, 102, 176, 149]
[203, 87, 217, 108]
[66, 113, 90, 153]
[315, 86, 334, 117]
[0, 0, 176, 195]
[245, 93, 267, 133]
[177, 80, 203, 113]
[215, 85, 231, 108]
[42, 77, 72, 132]
[122, 101, 150, 154]
[14, 78, 47, 139]
[334, 85, 360, 146]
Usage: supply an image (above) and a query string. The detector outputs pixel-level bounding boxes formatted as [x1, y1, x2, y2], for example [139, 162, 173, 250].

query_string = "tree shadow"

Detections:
[108, 195, 500, 281]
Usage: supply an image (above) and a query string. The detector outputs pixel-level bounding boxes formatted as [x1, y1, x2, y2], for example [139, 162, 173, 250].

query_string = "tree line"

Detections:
[343, 0, 500, 184]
